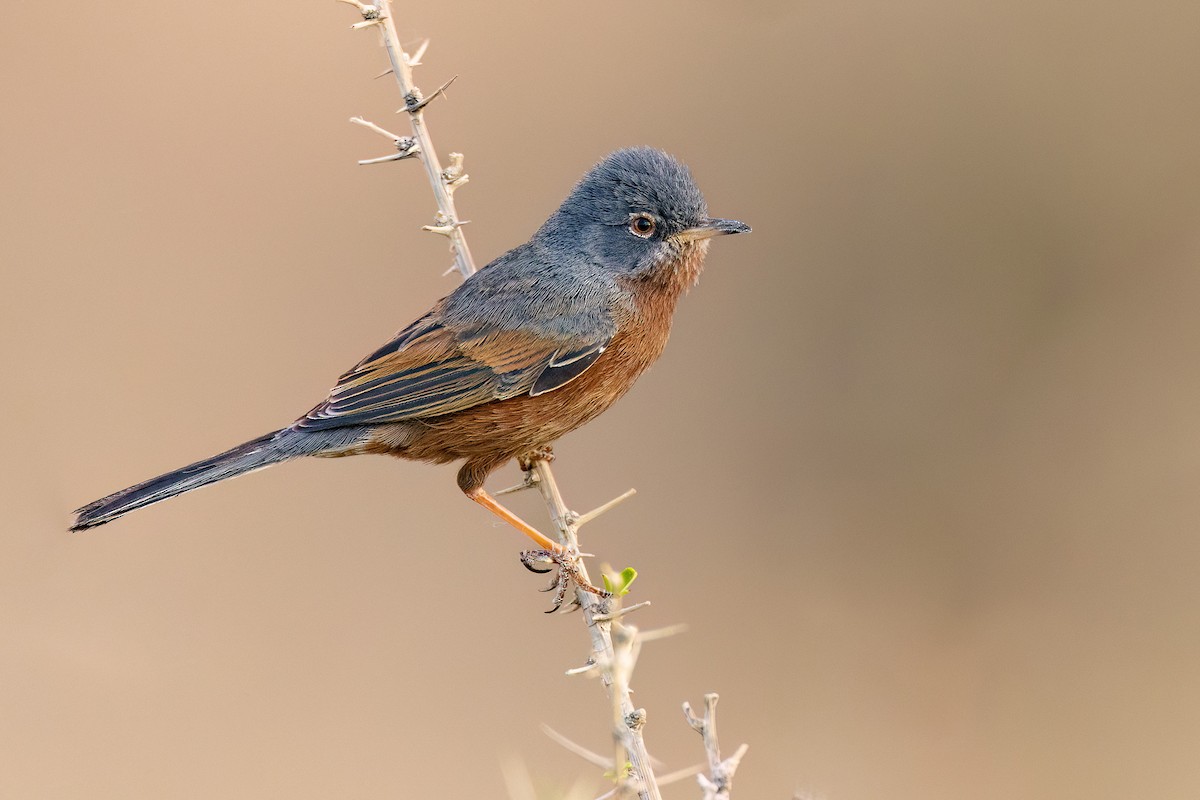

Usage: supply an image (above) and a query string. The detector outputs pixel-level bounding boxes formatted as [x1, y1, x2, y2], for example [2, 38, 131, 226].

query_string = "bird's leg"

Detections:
[465, 487, 562, 552]
[465, 486, 611, 603]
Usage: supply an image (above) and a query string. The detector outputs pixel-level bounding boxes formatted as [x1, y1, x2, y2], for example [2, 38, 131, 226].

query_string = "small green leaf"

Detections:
[617, 567, 637, 594]
[603, 566, 639, 596]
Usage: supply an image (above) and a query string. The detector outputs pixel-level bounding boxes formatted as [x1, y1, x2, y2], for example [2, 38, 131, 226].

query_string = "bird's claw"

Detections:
[522, 554, 554, 574]
[519, 548, 611, 612]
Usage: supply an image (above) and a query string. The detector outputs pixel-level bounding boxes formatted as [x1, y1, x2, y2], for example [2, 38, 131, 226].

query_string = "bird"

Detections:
[71, 147, 750, 581]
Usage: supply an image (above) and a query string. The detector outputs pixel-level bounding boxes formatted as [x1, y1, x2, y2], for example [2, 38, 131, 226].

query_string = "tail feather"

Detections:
[72, 429, 300, 531]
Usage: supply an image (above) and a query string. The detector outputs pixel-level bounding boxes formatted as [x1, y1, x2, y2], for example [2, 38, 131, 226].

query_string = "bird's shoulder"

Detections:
[440, 241, 633, 340]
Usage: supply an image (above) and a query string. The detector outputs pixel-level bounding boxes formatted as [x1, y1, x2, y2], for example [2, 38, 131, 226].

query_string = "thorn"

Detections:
[348, 116, 413, 148]
[565, 660, 599, 677]
[541, 724, 612, 769]
[406, 38, 430, 66]
[441, 263, 458, 277]
[373, 67, 394, 79]
[348, 115, 384, 133]
[397, 75, 458, 113]
[656, 763, 705, 788]
[357, 151, 418, 165]
[356, 134, 419, 165]
[637, 622, 688, 643]
[575, 488, 637, 527]
[350, 17, 384, 29]
[495, 477, 536, 496]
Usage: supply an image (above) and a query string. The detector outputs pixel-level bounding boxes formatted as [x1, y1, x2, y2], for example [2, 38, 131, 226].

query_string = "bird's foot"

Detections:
[518, 446, 555, 472]
[521, 547, 611, 612]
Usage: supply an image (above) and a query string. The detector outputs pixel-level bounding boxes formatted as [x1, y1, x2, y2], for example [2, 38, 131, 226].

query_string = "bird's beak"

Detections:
[675, 217, 752, 243]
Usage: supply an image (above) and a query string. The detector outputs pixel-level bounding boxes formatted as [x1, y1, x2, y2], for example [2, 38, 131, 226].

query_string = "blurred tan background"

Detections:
[4, 1, 1200, 797]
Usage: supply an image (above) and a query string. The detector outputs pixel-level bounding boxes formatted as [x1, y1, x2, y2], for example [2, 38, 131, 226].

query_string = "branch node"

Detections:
[338, 0, 382, 22]
[422, 212, 469, 237]
[398, 75, 458, 114]
[421, 221, 463, 237]
[625, 708, 648, 731]
[442, 152, 469, 194]
[349, 117, 421, 165]
[591, 600, 652, 623]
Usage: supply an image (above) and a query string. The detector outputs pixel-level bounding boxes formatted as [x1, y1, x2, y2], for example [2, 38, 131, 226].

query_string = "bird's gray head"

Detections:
[537, 147, 750, 280]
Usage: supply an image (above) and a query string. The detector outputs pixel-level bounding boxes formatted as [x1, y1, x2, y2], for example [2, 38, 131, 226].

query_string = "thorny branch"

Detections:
[340, 0, 475, 278]
[339, 3, 744, 798]
[525, 460, 662, 800]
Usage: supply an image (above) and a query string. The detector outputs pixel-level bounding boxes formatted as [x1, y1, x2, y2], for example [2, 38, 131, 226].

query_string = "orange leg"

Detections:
[466, 488, 565, 553]
[466, 486, 611, 603]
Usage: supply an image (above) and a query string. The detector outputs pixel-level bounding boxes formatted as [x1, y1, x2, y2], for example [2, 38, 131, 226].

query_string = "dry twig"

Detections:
[683, 694, 750, 800]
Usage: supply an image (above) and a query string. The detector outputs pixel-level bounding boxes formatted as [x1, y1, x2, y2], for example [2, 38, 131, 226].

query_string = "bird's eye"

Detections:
[629, 215, 656, 238]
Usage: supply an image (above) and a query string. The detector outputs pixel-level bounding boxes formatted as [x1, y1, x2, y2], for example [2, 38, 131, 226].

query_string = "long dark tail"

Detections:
[70, 427, 355, 531]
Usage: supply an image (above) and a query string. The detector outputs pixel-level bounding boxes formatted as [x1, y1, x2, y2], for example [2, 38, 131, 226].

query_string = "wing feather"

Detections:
[295, 308, 613, 431]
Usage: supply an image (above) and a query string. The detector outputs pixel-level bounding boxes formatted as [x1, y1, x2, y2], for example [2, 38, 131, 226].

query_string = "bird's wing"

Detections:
[295, 309, 613, 430]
